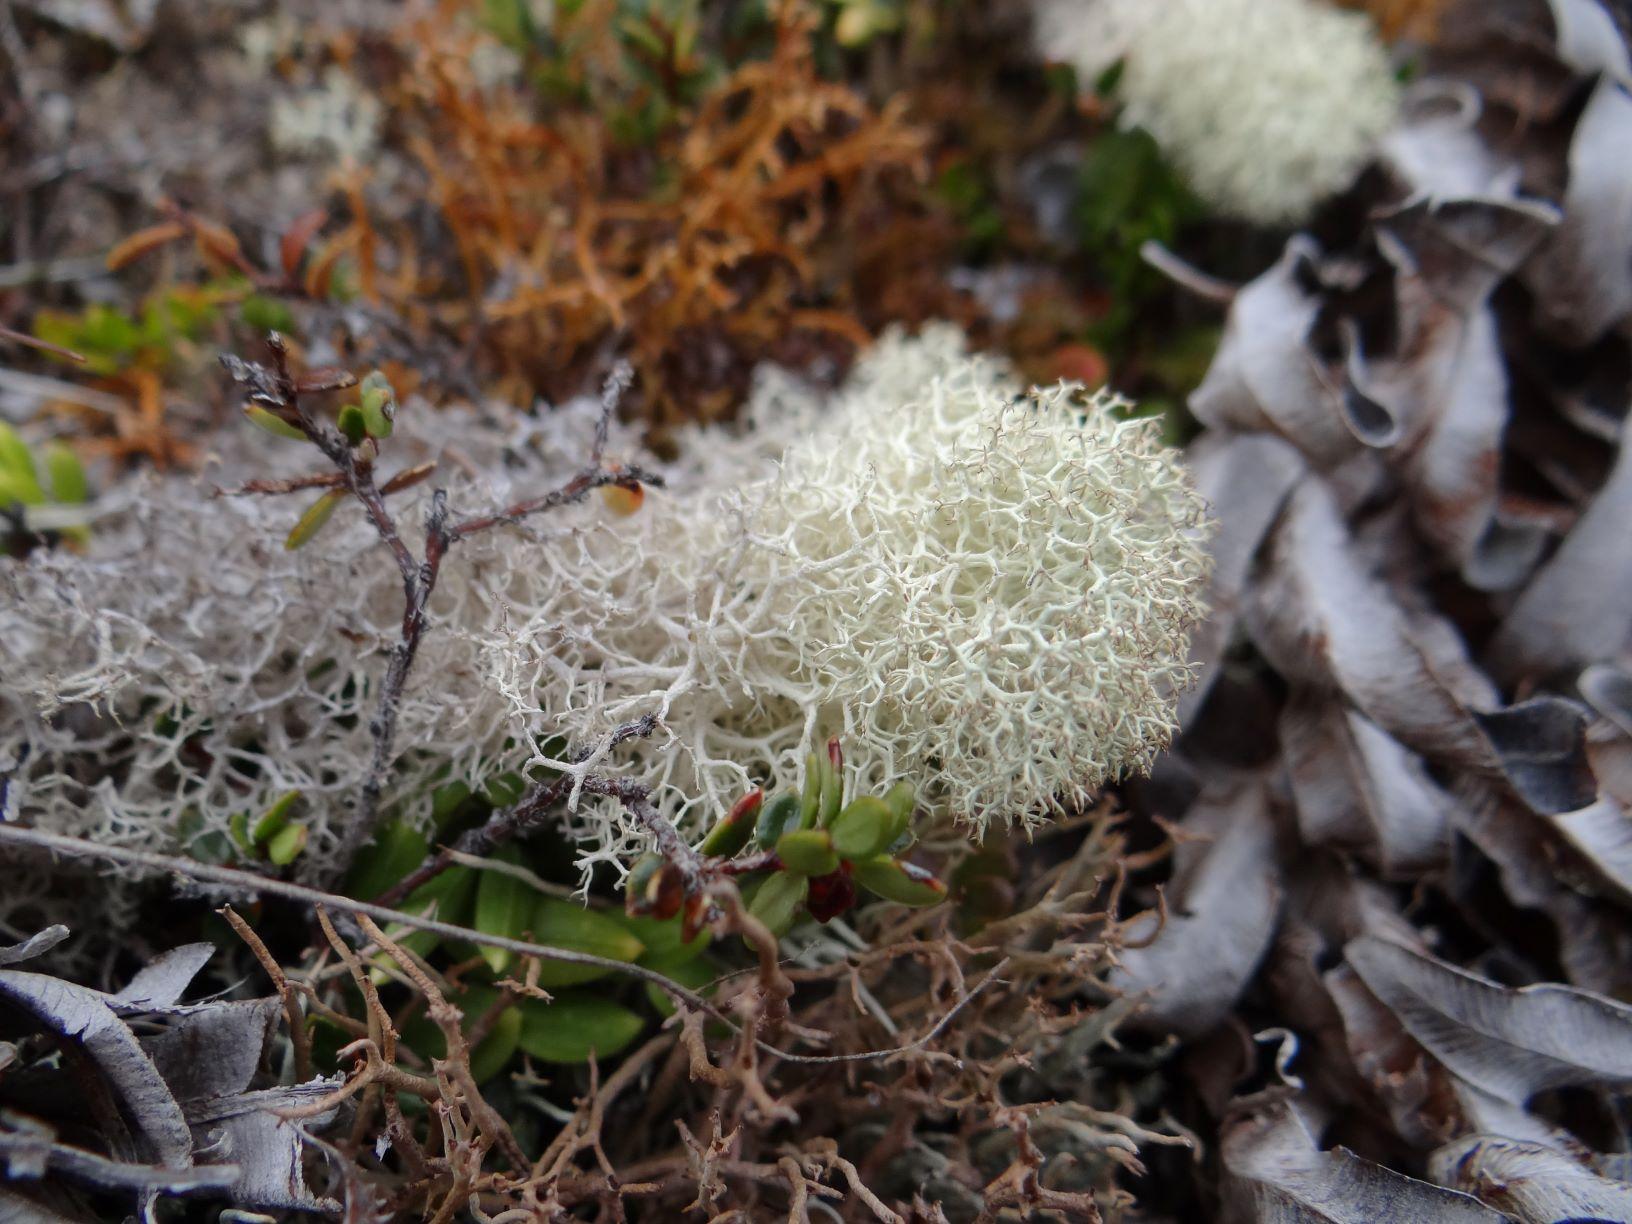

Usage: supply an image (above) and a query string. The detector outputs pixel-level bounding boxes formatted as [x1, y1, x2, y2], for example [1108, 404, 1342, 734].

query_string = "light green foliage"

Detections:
[0, 424, 93, 550]
[683, 753, 945, 938]
[32, 284, 227, 377]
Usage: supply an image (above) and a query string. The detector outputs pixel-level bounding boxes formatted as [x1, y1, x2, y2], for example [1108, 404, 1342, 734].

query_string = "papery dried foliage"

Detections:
[1113, 0, 1632, 1217]
[0, 927, 340, 1221]
[346, 2, 925, 433]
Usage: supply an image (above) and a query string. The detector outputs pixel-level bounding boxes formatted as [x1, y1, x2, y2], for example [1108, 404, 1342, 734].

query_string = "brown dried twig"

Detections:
[219, 334, 663, 881]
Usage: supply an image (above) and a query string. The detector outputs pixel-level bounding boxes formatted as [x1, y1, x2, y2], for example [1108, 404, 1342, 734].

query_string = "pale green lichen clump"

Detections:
[0, 329, 1209, 873]
[1037, 0, 1401, 225]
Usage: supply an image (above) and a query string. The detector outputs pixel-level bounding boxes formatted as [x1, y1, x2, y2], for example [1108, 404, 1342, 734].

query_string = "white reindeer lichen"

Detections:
[1036, 0, 1401, 225]
[0, 328, 1208, 877]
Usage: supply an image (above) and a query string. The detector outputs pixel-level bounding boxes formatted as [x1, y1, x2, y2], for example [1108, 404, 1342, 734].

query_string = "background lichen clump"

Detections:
[1038, 0, 1401, 225]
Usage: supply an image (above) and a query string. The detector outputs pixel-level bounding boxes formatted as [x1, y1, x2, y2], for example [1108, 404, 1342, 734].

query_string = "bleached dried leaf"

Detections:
[0, 971, 191, 1168]
[0, 1121, 234, 1195]
[1492, 428, 1632, 681]
[1548, 797, 1632, 903]
[1322, 963, 1462, 1150]
[1345, 934, 1632, 1104]
[1446, 776, 1632, 996]
[1189, 238, 1354, 466]
[1246, 479, 1593, 812]
[141, 998, 280, 1103]
[1221, 1097, 1504, 1223]
[1580, 661, 1632, 738]
[110, 943, 214, 1011]
[1545, 0, 1632, 83]
[0, 928, 68, 967]
[1280, 695, 1452, 875]
[1368, 198, 1557, 586]
[1377, 195, 1558, 316]
[189, 1082, 342, 1212]
[1523, 77, 1632, 343]
[1378, 84, 1517, 200]
[1110, 779, 1281, 1038]
[1432, 1134, 1632, 1223]
[1178, 431, 1306, 724]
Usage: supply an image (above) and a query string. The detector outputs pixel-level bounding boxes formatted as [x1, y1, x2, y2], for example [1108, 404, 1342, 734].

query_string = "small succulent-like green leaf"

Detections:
[43, 443, 88, 505]
[430, 780, 472, 828]
[264, 821, 308, 866]
[285, 489, 344, 550]
[337, 403, 368, 446]
[799, 753, 823, 829]
[474, 847, 536, 974]
[532, 896, 646, 988]
[819, 749, 842, 827]
[624, 853, 665, 914]
[369, 866, 477, 985]
[468, 1004, 523, 1084]
[345, 819, 430, 901]
[643, 953, 717, 1018]
[829, 796, 896, 861]
[482, 771, 527, 808]
[623, 912, 711, 964]
[244, 405, 308, 441]
[699, 788, 761, 857]
[0, 471, 35, 508]
[882, 781, 916, 845]
[251, 791, 303, 845]
[747, 870, 808, 937]
[853, 856, 948, 907]
[754, 793, 803, 851]
[360, 383, 395, 439]
[517, 993, 644, 1064]
[0, 422, 42, 500]
[228, 810, 253, 854]
[776, 828, 840, 878]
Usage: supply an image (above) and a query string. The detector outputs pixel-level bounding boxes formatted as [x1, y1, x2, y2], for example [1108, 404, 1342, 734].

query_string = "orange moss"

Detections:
[353, 1, 928, 433]
[1337, 0, 1445, 41]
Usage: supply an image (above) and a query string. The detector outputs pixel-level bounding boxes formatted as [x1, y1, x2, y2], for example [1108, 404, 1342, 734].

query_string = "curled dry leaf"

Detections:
[1279, 693, 1453, 876]
[1345, 934, 1632, 1104]
[108, 942, 215, 1010]
[0, 931, 338, 1215]
[1245, 479, 1593, 812]
[1492, 431, 1632, 682]
[1579, 661, 1632, 738]
[1221, 1096, 1504, 1223]
[1178, 431, 1306, 725]
[1189, 238, 1354, 466]
[1545, 0, 1632, 81]
[1378, 83, 1516, 200]
[1431, 1134, 1632, 1223]
[0, 971, 194, 1169]
[1110, 779, 1282, 1038]
[0, 928, 69, 967]
[1522, 77, 1632, 343]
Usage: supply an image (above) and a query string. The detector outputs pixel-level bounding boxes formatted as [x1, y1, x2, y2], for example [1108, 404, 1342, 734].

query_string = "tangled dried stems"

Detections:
[0, 796, 1178, 1220]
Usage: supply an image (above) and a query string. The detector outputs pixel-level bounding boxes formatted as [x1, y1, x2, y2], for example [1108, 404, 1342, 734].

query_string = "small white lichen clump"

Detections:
[0, 330, 1208, 875]
[1037, 0, 1401, 225]
[270, 66, 382, 164]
